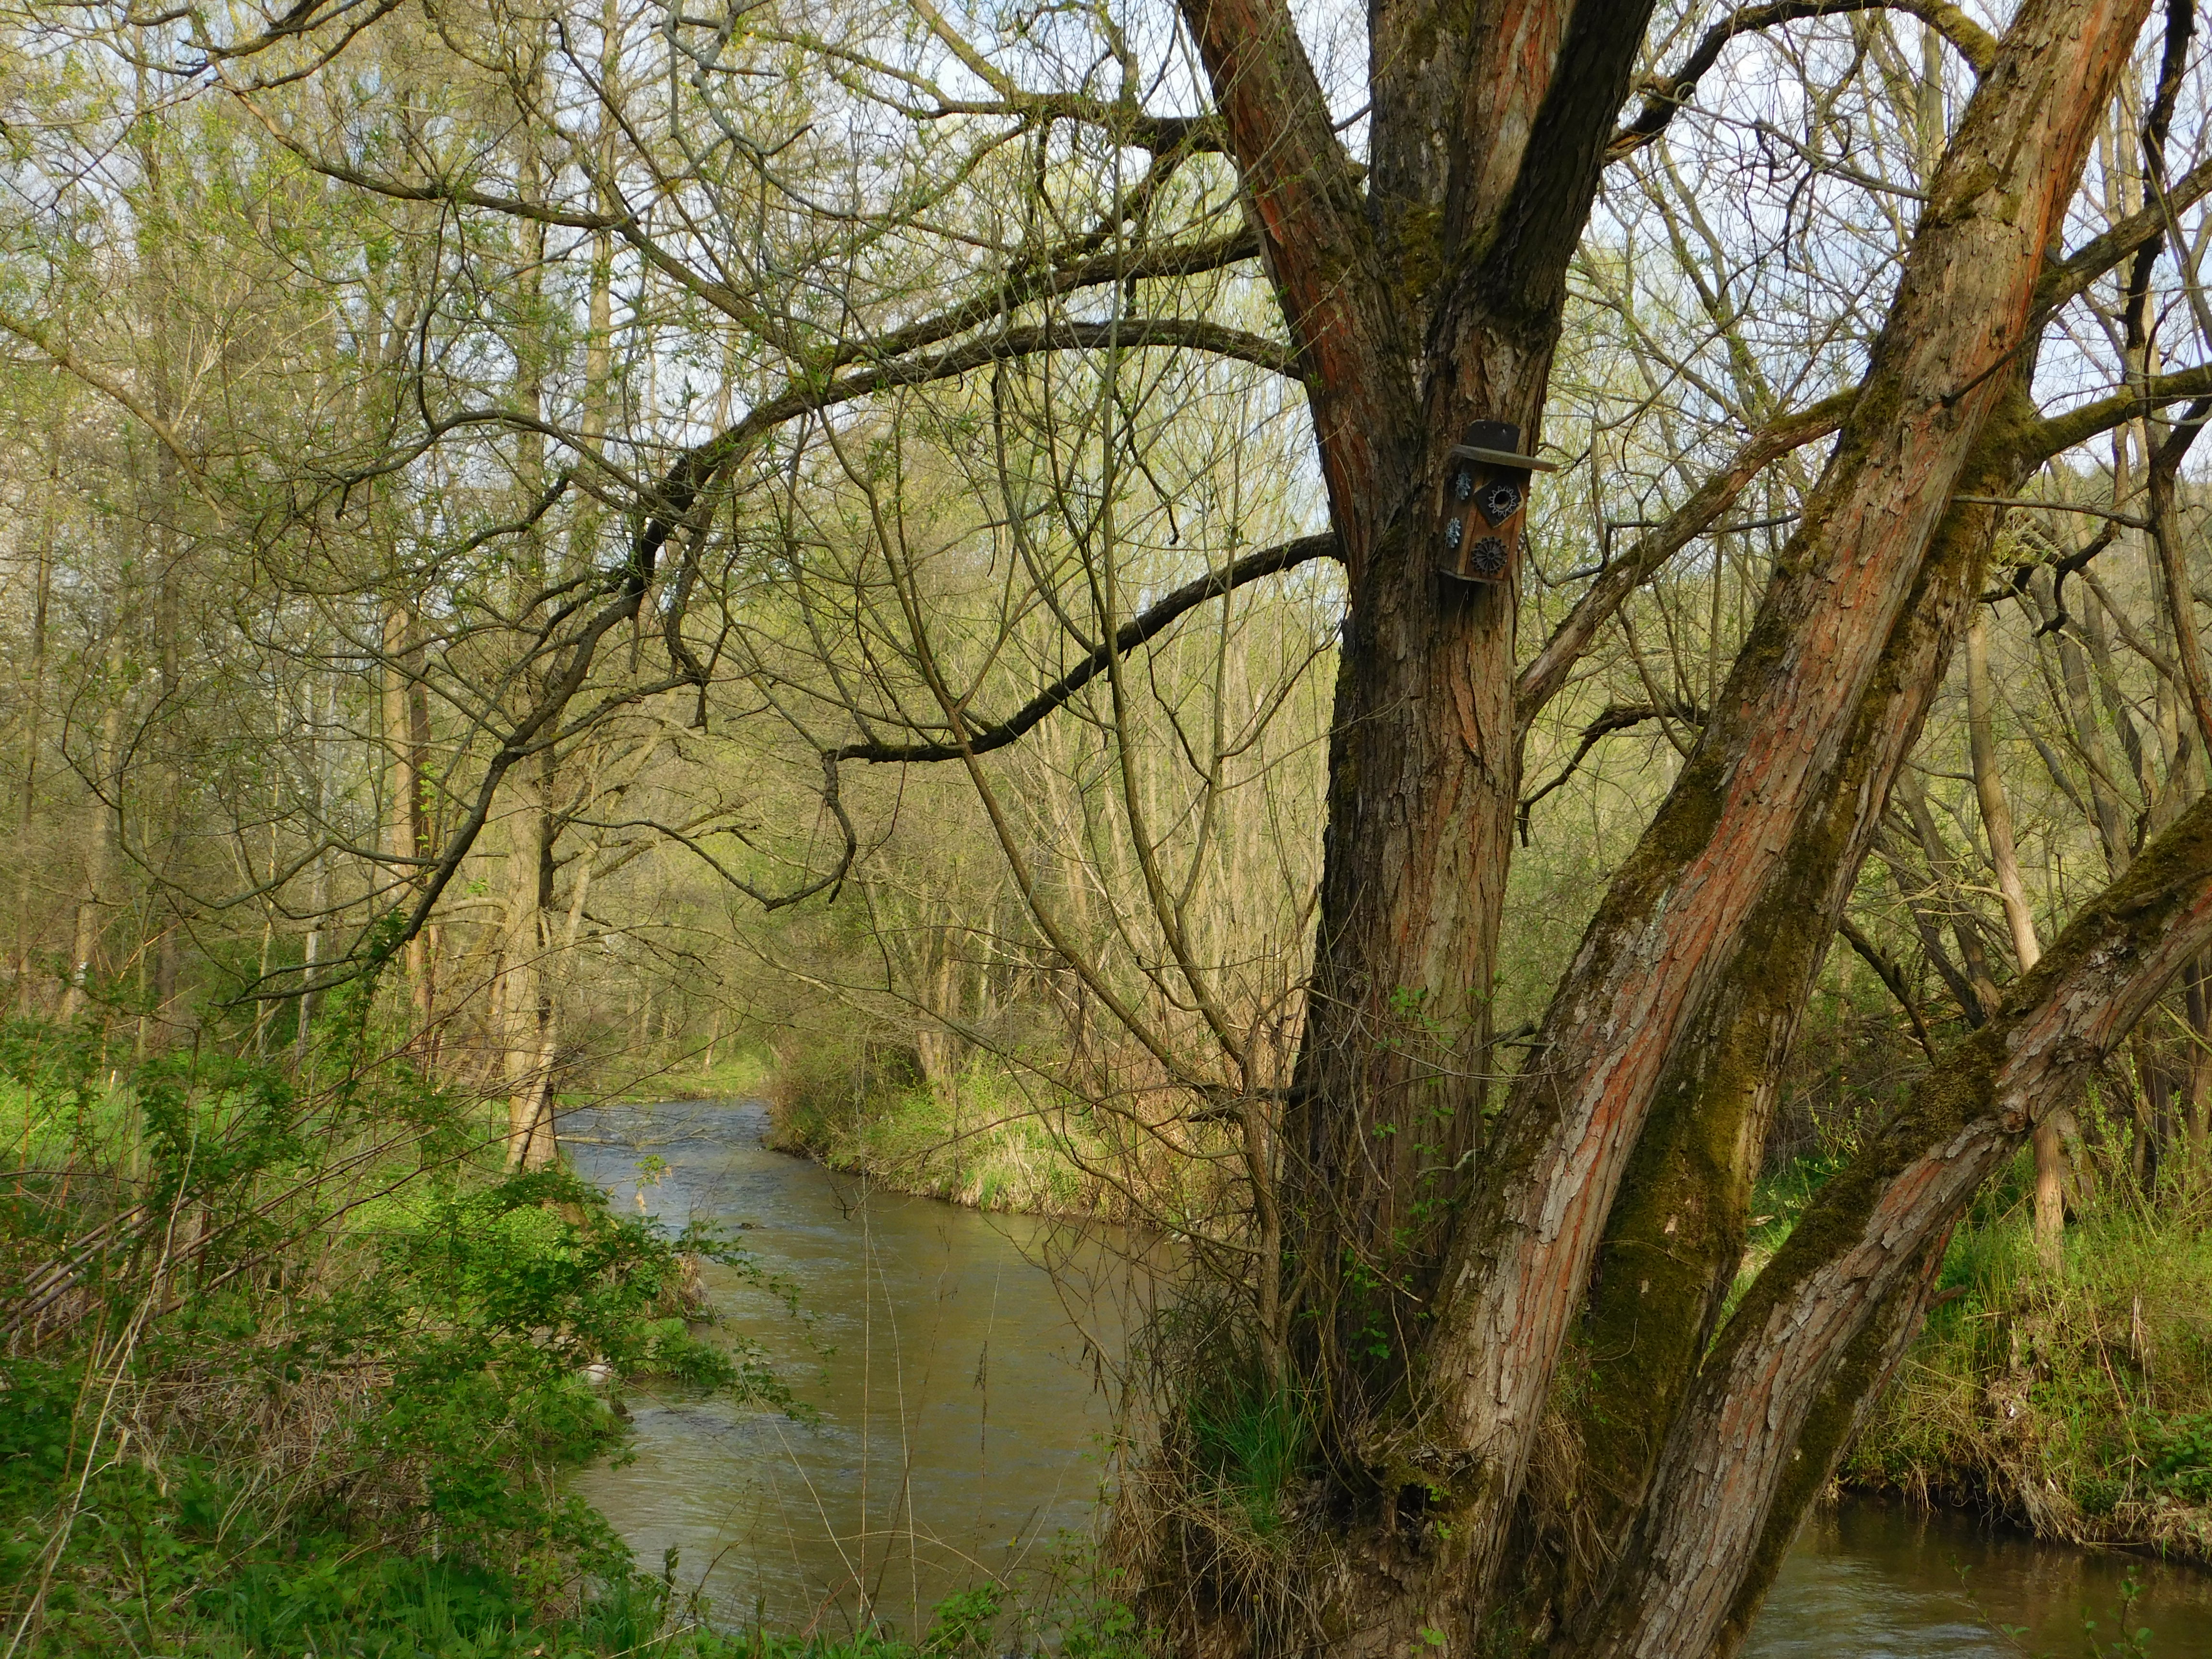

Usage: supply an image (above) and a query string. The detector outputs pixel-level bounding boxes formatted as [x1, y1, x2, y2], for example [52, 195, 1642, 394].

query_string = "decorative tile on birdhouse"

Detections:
[1438, 420, 1556, 585]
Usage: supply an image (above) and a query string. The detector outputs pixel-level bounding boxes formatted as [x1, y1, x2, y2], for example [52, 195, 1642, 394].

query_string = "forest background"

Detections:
[7, 0, 2212, 1654]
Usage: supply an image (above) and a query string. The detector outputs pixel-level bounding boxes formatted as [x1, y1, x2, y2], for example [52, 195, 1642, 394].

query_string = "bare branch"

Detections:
[833, 531, 1338, 765]
[1515, 391, 1855, 727]
[1609, 0, 1998, 162]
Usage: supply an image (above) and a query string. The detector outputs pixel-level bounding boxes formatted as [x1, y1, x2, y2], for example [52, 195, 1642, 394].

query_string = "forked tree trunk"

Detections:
[1160, 0, 2161, 1653]
[1181, 0, 1660, 1454]
[1524, 396, 2034, 1630]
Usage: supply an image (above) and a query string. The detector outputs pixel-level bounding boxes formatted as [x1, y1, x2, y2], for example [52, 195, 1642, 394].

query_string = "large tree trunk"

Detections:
[1164, 0, 2156, 1652]
[1395, 2, 2136, 1639]
[1519, 404, 2034, 1632]
[1181, 0, 1659, 1448]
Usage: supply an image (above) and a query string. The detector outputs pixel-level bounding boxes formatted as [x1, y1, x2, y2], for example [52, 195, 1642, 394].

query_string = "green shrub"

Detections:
[0, 1014, 788, 1656]
[2142, 1412, 2212, 1504]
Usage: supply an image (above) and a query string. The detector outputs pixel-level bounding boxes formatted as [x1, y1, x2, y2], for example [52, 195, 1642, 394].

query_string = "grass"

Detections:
[608, 1046, 779, 1105]
[1839, 1145, 2212, 1561]
[769, 1060, 1137, 1219]
[1183, 1379, 1309, 1540]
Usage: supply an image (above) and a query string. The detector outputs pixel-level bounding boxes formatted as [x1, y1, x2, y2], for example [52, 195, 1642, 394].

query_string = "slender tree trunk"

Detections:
[2187, 957, 2212, 1146]
[2039, 567, 2135, 872]
[62, 656, 125, 1026]
[147, 484, 183, 1051]
[1898, 768, 2005, 1016]
[1967, 614, 2066, 1268]
[384, 602, 435, 1027]
[295, 849, 327, 1068]
[502, 757, 557, 1168]
[500, 36, 565, 1170]
[13, 437, 57, 1011]
[1968, 616, 2043, 974]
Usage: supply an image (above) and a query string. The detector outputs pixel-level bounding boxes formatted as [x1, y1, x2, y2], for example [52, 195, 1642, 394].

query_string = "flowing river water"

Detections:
[565, 1100, 2212, 1655]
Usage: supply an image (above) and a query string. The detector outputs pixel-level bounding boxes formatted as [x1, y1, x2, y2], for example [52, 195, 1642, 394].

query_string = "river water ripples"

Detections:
[565, 1100, 2212, 1655]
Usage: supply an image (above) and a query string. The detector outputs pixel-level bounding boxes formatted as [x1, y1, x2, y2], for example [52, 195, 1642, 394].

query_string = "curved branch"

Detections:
[1608, 0, 1997, 162]
[1516, 699, 1704, 843]
[1836, 914, 1940, 1060]
[599, 752, 860, 913]
[0, 305, 215, 509]
[917, 93, 1221, 156]
[1515, 391, 1855, 727]
[833, 531, 1340, 764]
[854, 228, 1261, 371]
[632, 317, 1301, 601]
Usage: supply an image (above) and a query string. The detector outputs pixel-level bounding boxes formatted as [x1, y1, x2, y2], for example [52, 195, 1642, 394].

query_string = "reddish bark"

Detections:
[1418, 0, 2148, 1616]
[1578, 786, 2212, 1658]
[1526, 420, 2032, 1627]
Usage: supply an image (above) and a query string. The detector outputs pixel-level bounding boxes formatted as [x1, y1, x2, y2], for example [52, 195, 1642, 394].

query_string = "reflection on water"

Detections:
[569, 1101, 2212, 1651]
[1751, 1500, 2212, 1658]
[563, 1099, 1134, 1634]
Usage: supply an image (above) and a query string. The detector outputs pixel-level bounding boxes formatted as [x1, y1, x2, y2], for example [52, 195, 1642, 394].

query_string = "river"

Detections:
[565, 1100, 2212, 1655]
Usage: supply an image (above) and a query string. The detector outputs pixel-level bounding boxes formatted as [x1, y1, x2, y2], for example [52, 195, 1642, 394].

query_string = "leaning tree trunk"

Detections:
[1576, 784, 2212, 1658]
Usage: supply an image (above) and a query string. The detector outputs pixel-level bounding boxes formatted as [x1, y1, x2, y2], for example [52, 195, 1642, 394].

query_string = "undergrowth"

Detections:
[0, 1001, 792, 1656]
[1840, 1146, 2212, 1561]
[1, 1000, 1154, 1659]
[1709, 1065, 2212, 1565]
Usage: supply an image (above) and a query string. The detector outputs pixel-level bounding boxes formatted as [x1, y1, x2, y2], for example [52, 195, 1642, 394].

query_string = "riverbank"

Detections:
[763, 1063, 1224, 1222]
[1838, 1176, 2212, 1566]
[757, 1068, 2212, 1570]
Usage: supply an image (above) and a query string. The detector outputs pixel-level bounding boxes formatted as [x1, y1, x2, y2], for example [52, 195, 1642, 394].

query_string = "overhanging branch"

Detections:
[1608, 0, 1997, 162]
[832, 531, 1339, 765]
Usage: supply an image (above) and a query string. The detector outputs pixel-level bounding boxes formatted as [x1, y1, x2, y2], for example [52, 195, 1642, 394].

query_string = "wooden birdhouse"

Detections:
[1437, 420, 1557, 585]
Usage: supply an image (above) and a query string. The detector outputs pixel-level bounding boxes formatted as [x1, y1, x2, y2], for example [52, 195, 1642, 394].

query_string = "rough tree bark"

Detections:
[1178, 0, 1663, 1453]
[1579, 783, 2212, 1659]
[1163, 0, 2164, 1654]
